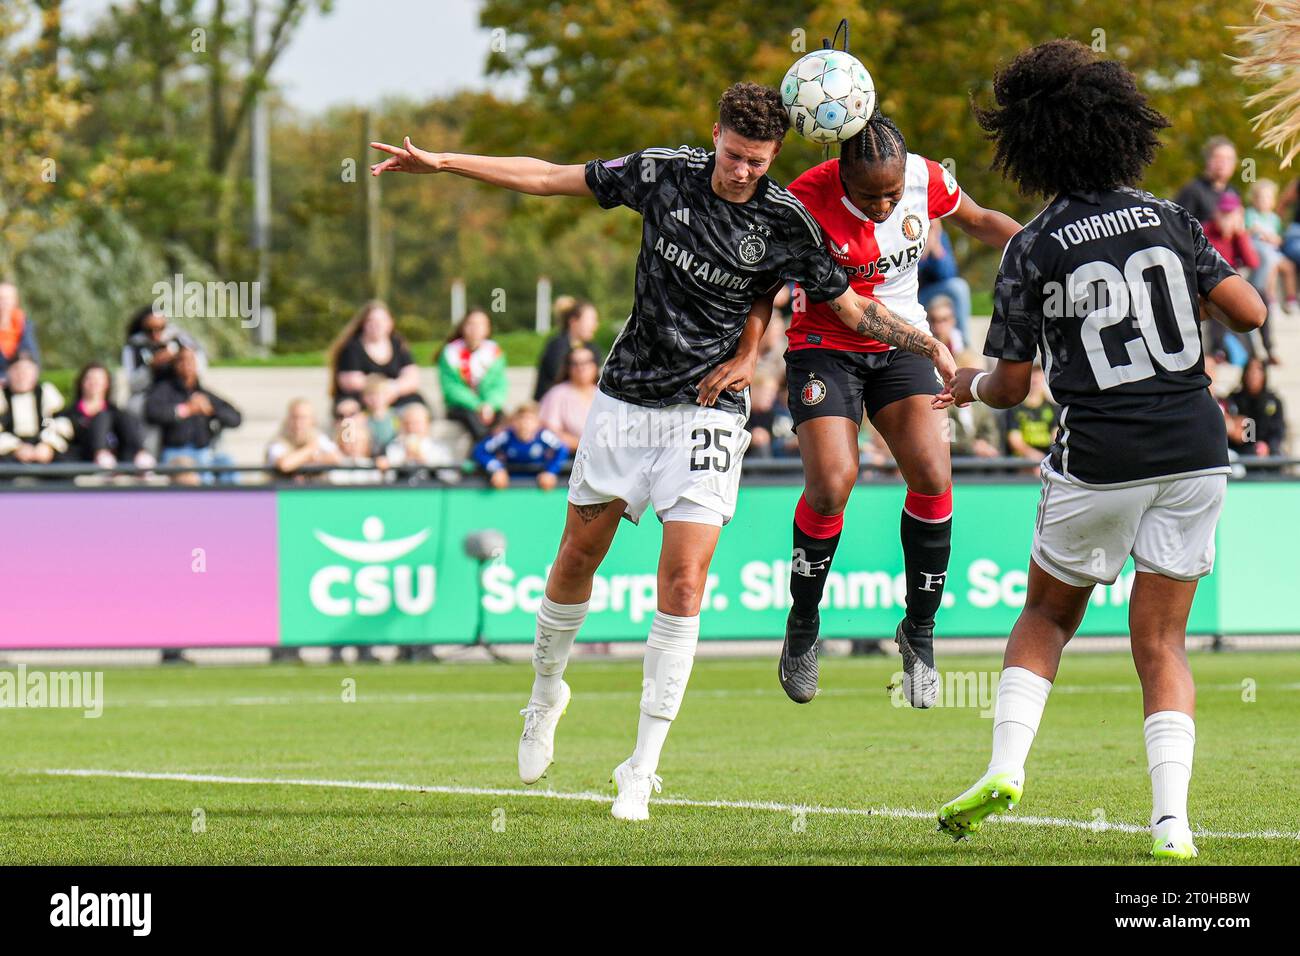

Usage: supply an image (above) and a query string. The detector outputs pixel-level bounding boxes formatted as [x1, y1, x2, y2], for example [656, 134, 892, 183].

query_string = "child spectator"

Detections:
[1246, 179, 1299, 314]
[0, 283, 40, 384]
[384, 401, 459, 472]
[266, 399, 341, 481]
[538, 346, 598, 451]
[361, 373, 400, 452]
[330, 413, 384, 485]
[0, 355, 69, 464]
[438, 307, 507, 442]
[535, 299, 602, 401]
[473, 403, 568, 490]
[62, 362, 154, 470]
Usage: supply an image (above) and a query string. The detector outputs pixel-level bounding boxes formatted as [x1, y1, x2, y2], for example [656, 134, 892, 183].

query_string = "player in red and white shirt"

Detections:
[774, 113, 1021, 708]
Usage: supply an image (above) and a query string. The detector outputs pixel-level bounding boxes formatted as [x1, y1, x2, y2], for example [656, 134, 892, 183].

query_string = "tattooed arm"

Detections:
[827, 289, 957, 387]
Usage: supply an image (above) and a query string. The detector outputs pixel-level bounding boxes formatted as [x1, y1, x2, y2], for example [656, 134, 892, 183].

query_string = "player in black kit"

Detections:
[371, 83, 957, 821]
[934, 40, 1266, 859]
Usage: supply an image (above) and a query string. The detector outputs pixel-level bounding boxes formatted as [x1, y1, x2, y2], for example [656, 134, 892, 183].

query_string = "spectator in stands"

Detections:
[384, 401, 459, 473]
[0, 282, 40, 384]
[266, 399, 342, 481]
[925, 294, 965, 356]
[746, 372, 796, 459]
[538, 346, 598, 451]
[756, 285, 790, 384]
[1206, 192, 1273, 365]
[145, 347, 242, 483]
[473, 403, 568, 490]
[361, 373, 400, 453]
[329, 300, 423, 418]
[534, 299, 602, 401]
[1246, 179, 1299, 314]
[122, 306, 206, 413]
[330, 413, 383, 485]
[1003, 366, 1058, 464]
[1228, 358, 1287, 457]
[1175, 135, 1240, 223]
[61, 362, 154, 470]
[918, 226, 973, 342]
[0, 355, 69, 464]
[438, 307, 507, 442]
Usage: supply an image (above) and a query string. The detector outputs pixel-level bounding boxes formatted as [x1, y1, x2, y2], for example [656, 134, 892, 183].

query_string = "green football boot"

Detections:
[937, 769, 1025, 840]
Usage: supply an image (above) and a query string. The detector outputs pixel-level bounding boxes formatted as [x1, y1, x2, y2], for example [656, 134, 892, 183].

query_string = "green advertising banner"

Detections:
[273, 481, 1241, 645]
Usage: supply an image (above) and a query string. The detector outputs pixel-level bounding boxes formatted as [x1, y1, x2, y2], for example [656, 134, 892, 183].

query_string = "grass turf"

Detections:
[1, 652, 1297, 865]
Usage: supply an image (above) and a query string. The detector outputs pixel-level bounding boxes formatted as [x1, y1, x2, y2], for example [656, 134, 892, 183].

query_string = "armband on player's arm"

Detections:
[959, 359, 1032, 409]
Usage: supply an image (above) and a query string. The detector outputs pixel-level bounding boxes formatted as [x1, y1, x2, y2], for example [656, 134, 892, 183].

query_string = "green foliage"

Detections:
[14, 211, 253, 372]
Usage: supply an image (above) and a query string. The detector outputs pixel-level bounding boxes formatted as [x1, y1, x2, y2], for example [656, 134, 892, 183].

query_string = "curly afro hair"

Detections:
[718, 82, 790, 142]
[974, 39, 1170, 197]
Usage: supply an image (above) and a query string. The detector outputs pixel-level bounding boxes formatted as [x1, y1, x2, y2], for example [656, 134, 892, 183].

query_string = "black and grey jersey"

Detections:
[986, 187, 1238, 487]
[585, 145, 849, 415]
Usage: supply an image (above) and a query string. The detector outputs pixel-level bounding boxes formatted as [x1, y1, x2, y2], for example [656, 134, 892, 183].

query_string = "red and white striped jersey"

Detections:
[787, 153, 962, 352]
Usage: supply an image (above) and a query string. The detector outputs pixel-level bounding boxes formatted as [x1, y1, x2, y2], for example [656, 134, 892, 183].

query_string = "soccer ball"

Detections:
[780, 50, 876, 145]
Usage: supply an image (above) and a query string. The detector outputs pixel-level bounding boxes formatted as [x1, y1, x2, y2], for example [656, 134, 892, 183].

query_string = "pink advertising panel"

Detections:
[0, 491, 279, 647]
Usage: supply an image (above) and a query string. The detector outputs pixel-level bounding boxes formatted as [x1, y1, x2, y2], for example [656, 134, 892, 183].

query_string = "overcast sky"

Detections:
[59, 0, 521, 114]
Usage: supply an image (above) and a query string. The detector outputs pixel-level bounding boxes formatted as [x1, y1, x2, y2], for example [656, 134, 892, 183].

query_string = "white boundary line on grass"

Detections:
[34, 768, 1300, 842]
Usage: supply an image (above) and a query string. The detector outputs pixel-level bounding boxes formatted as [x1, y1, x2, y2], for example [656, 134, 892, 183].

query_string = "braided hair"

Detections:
[841, 111, 907, 173]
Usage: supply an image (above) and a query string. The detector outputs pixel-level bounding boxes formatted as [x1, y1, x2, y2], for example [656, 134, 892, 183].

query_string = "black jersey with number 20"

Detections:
[585, 146, 849, 415]
[986, 187, 1238, 487]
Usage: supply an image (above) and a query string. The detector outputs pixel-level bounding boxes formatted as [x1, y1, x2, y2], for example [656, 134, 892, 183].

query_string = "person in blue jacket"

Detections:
[473, 402, 569, 490]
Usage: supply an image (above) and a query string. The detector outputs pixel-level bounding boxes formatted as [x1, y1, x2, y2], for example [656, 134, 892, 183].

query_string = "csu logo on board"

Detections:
[308, 516, 436, 616]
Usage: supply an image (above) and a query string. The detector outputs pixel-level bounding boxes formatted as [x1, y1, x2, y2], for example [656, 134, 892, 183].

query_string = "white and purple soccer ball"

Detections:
[780, 50, 876, 145]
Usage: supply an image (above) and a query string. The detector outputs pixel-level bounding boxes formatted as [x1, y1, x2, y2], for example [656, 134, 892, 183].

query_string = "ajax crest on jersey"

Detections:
[781, 50, 876, 145]
[800, 375, 827, 406]
[738, 233, 767, 265]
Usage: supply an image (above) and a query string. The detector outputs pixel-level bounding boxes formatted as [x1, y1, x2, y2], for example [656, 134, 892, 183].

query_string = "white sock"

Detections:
[632, 611, 700, 774]
[530, 597, 588, 706]
[1144, 710, 1195, 828]
[987, 666, 1053, 776]
[631, 713, 672, 775]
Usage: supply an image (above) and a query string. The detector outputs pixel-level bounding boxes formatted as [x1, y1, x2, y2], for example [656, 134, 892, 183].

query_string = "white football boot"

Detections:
[610, 758, 662, 821]
[517, 680, 571, 784]
[1151, 817, 1199, 860]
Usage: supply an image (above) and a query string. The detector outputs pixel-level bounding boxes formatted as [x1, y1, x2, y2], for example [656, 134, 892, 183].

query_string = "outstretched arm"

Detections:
[370, 136, 592, 197]
[827, 289, 957, 396]
[946, 193, 1021, 249]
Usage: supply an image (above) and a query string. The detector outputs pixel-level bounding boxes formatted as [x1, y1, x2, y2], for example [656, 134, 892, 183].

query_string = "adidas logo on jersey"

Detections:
[670, 208, 690, 225]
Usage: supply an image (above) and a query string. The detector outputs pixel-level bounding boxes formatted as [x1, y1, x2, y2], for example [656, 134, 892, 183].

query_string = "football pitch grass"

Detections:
[2, 651, 1297, 865]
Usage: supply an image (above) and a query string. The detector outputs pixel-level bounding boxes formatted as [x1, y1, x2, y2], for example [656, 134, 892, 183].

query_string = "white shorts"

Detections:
[1031, 463, 1227, 587]
[567, 389, 751, 526]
